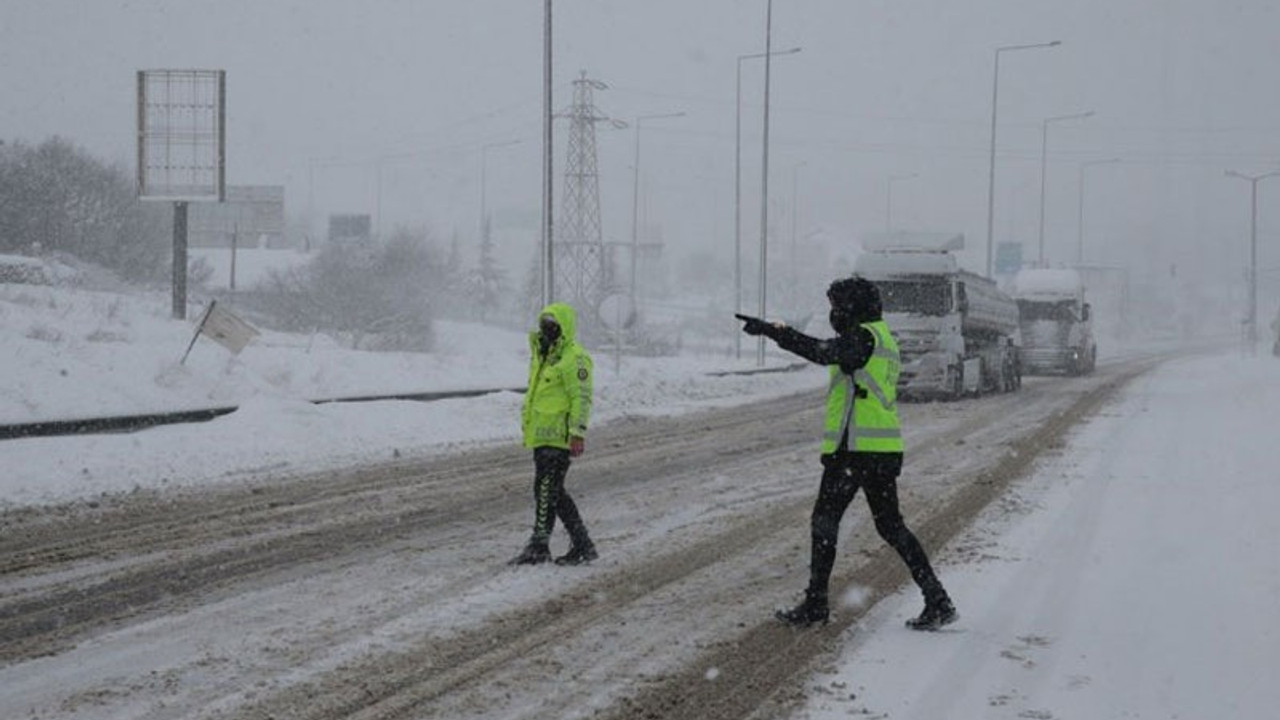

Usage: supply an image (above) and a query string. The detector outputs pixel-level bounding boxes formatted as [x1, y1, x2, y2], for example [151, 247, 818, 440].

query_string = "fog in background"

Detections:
[3, 0, 1279, 333]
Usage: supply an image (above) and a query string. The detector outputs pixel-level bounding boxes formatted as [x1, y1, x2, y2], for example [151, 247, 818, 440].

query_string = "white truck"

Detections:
[854, 233, 1021, 400]
[1012, 268, 1096, 375]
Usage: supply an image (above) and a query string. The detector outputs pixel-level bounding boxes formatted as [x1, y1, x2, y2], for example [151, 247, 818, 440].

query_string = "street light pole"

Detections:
[375, 158, 384, 239]
[1076, 157, 1119, 265]
[1226, 168, 1280, 352]
[790, 160, 806, 302]
[306, 159, 315, 250]
[985, 40, 1061, 277]
[630, 112, 684, 310]
[735, 46, 800, 360]
[541, 0, 554, 307]
[1037, 110, 1093, 267]
[886, 173, 917, 234]
[757, 0, 776, 367]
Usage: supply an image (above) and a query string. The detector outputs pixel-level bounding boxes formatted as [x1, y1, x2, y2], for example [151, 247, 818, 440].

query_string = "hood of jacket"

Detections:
[529, 302, 579, 357]
[539, 302, 578, 343]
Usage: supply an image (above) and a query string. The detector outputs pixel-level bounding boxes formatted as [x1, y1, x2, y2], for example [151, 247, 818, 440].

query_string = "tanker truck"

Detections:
[854, 232, 1021, 400]
[1012, 268, 1096, 375]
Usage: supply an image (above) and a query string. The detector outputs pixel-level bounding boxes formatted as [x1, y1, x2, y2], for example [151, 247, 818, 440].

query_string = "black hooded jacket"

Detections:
[761, 322, 875, 376]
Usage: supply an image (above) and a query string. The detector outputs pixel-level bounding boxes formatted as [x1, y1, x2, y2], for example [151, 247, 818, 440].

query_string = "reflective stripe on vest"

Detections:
[821, 320, 904, 454]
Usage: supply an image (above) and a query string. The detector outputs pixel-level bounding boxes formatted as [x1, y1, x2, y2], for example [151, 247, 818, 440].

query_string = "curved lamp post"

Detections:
[984, 40, 1061, 277]
[1075, 157, 1119, 265]
[1226, 168, 1280, 351]
[735, 45, 800, 359]
[630, 112, 685, 307]
[1037, 110, 1093, 267]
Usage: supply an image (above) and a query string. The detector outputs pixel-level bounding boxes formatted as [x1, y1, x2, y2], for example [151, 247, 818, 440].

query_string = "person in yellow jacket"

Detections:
[736, 276, 956, 630]
[510, 302, 598, 566]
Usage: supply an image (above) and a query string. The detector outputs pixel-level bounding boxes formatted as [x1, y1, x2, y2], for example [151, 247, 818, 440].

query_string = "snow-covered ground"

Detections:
[5, 274, 1278, 719]
[794, 352, 1280, 720]
[188, 246, 312, 291]
[0, 279, 822, 508]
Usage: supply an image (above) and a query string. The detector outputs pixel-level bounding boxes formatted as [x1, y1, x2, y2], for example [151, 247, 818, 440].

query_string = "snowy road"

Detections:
[791, 352, 1280, 720]
[1, 354, 1162, 719]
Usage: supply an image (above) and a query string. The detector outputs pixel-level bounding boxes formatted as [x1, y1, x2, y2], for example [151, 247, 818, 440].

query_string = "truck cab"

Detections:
[1013, 268, 1097, 375]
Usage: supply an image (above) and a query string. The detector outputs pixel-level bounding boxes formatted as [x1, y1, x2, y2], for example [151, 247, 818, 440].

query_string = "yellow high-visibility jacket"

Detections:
[522, 302, 593, 450]
[821, 320, 903, 454]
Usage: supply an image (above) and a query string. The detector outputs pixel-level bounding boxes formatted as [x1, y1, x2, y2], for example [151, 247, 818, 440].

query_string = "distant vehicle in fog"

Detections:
[1013, 268, 1096, 375]
[855, 232, 1021, 400]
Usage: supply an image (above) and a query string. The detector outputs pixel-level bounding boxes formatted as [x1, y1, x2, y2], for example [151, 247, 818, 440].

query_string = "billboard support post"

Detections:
[230, 222, 238, 292]
[137, 68, 226, 320]
[173, 202, 189, 319]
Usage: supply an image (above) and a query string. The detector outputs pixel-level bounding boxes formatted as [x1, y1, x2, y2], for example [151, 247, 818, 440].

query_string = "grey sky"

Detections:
[3, 0, 1279, 302]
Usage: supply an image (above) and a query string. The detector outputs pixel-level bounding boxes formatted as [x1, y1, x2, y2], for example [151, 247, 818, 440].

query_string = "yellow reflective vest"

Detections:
[821, 320, 903, 454]
[522, 302, 594, 450]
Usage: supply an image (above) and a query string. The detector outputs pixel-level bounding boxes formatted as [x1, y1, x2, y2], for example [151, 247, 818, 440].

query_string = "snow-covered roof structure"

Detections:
[1013, 268, 1084, 300]
[855, 249, 959, 278]
[860, 231, 964, 253]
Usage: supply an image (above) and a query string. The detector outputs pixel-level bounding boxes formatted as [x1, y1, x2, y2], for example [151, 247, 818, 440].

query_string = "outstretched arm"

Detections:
[735, 314, 872, 372]
[770, 326, 873, 373]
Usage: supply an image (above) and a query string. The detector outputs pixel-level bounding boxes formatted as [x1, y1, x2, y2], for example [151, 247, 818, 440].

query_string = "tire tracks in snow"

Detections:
[201, 361, 1158, 720]
[613, 357, 1161, 720]
[0, 357, 1161, 719]
[0, 391, 818, 666]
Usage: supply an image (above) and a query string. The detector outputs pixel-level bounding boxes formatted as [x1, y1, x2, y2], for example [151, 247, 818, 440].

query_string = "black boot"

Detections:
[509, 542, 551, 566]
[554, 541, 598, 566]
[906, 596, 957, 631]
[775, 591, 830, 626]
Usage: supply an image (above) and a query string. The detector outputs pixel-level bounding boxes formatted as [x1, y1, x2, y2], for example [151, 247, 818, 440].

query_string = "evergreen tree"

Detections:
[0, 136, 167, 280]
[470, 216, 508, 323]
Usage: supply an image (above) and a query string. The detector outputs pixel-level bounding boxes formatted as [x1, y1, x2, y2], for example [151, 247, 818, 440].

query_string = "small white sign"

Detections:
[199, 301, 259, 355]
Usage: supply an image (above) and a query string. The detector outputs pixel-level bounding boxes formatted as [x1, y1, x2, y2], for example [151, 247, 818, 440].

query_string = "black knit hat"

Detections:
[827, 276, 882, 320]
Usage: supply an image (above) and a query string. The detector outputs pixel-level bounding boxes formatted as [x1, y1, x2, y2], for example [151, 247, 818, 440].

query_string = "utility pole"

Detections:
[1076, 158, 1119, 265]
[734, 46, 800, 360]
[757, 0, 774, 367]
[1225, 168, 1280, 352]
[790, 160, 805, 306]
[1037, 110, 1093, 267]
[984, 41, 1061, 277]
[630, 112, 684, 312]
[541, 0, 554, 306]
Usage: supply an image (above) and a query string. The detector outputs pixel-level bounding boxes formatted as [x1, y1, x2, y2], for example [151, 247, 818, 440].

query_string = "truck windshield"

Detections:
[877, 280, 952, 316]
[1018, 299, 1078, 321]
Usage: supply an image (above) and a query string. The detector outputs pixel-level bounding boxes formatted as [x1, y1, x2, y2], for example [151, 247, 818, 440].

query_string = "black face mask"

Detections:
[538, 318, 561, 354]
[829, 307, 858, 335]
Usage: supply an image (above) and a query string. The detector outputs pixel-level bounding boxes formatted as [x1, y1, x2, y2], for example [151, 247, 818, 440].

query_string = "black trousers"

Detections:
[528, 447, 590, 547]
[807, 451, 947, 605]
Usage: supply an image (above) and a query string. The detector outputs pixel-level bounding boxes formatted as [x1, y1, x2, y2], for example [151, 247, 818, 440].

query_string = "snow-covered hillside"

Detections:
[0, 278, 823, 507]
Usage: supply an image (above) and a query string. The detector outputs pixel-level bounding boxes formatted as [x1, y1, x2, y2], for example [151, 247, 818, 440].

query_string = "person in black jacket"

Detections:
[735, 276, 956, 630]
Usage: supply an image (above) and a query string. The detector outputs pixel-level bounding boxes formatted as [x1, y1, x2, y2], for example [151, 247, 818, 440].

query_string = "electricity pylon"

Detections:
[556, 71, 624, 336]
